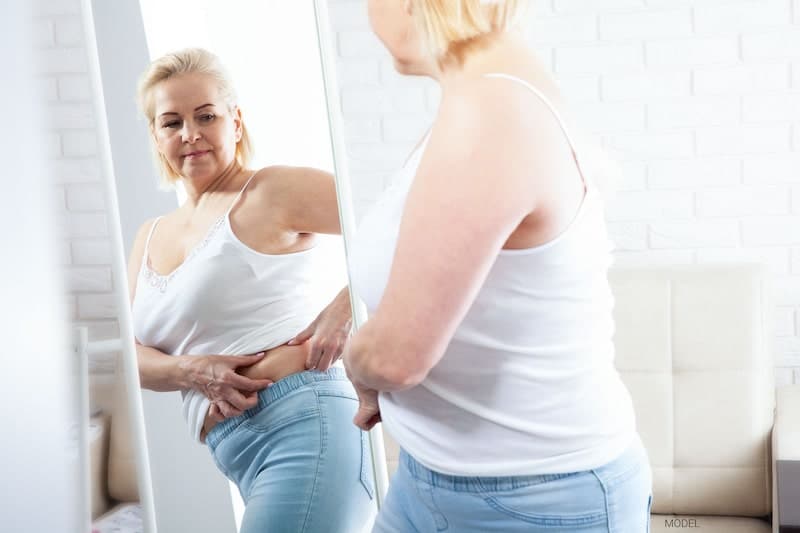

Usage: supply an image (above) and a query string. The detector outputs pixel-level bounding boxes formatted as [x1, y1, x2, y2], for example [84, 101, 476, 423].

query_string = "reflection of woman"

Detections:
[128, 48, 372, 532]
[344, 1, 652, 532]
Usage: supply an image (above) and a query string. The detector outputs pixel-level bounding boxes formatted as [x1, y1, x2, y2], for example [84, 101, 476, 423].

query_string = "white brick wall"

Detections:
[33, 0, 120, 375]
[328, 0, 800, 382]
[36, 0, 800, 382]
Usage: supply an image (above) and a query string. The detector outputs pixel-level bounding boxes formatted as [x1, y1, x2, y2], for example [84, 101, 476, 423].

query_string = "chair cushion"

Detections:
[107, 373, 140, 502]
[610, 265, 774, 516]
[89, 414, 111, 519]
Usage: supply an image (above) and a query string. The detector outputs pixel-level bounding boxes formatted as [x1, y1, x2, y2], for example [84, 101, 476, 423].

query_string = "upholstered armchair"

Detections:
[380, 264, 800, 532]
[610, 264, 799, 532]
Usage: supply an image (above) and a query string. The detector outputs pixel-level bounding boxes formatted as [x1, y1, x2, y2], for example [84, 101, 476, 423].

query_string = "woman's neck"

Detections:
[435, 31, 531, 86]
[182, 161, 245, 207]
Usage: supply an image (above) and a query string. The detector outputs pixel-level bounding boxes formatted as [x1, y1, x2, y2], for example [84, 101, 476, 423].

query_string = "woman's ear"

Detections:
[232, 106, 243, 143]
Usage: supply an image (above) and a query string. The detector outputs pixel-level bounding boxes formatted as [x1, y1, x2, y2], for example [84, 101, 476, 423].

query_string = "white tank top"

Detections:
[349, 73, 637, 476]
[132, 172, 318, 442]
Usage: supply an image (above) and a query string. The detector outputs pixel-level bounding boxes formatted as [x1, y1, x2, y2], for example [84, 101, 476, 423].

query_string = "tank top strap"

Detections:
[226, 171, 260, 216]
[482, 73, 588, 190]
[143, 216, 163, 263]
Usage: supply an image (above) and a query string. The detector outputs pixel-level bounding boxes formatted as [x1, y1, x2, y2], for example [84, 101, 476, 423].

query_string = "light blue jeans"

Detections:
[373, 436, 652, 532]
[206, 367, 375, 533]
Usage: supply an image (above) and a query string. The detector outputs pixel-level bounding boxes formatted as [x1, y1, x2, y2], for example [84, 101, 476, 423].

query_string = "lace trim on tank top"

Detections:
[140, 171, 258, 293]
[141, 214, 226, 293]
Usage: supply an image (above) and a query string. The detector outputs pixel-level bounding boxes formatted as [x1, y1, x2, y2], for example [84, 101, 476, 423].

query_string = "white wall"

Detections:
[36, 0, 799, 384]
[33, 0, 121, 382]
[327, 0, 800, 385]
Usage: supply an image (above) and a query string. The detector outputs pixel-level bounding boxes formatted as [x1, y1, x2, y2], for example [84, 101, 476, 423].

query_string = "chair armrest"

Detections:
[773, 385, 800, 533]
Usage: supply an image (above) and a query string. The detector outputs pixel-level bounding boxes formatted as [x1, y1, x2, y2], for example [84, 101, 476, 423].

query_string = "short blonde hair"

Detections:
[136, 48, 254, 187]
[409, 0, 530, 65]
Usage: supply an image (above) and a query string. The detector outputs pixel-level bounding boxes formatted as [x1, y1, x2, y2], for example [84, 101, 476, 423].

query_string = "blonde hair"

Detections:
[136, 48, 254, 187]
[409, 0, 530, 65]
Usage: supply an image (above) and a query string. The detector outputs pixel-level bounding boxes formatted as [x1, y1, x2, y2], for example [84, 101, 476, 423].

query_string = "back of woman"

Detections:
[344, 1, 652, 531]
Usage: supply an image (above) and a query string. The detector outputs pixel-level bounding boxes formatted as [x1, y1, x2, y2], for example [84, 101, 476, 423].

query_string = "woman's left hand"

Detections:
[288, 287, 352, 371]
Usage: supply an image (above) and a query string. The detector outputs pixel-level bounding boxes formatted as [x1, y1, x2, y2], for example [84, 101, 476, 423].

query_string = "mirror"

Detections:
[82, 0, 382, 531]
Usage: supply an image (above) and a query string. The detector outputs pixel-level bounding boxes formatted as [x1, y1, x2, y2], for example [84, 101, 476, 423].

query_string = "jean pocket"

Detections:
[477, 473, 607, 528]
[359, 429, 376, 500]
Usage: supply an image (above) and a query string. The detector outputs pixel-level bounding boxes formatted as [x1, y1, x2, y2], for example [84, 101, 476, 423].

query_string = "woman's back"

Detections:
[350, 61, 636, 477]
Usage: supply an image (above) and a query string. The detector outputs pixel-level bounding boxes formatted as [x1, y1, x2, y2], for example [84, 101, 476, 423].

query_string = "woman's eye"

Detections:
[199, 114, 215, 122]
[162, 121, 180, 129]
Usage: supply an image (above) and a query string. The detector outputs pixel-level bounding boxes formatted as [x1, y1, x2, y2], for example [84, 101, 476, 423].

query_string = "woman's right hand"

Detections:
[352, 382, 382, 431]
[186, 353, 274, 418]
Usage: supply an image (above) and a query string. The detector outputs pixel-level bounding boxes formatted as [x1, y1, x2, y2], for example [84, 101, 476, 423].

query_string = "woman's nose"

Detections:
[181, 122, 201, 143]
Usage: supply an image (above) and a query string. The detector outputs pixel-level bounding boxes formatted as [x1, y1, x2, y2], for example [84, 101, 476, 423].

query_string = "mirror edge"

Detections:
[312, 0, 391, 509]
[79, 1, 157, 531]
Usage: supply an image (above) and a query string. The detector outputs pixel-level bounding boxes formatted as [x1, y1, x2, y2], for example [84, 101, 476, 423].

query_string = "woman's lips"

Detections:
[183, 150, 210, 159]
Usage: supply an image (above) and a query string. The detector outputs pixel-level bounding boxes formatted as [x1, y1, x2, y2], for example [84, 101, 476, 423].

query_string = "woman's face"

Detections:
[367, 0, 429, 75]
[151, 72, 242, 181]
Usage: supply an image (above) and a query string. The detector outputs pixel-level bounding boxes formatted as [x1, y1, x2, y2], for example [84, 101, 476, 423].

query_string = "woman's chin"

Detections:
[181, 165, 214, 181]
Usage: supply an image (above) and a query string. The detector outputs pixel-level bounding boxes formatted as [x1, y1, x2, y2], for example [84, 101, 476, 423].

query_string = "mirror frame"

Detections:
[80, 1, 157, 531]
[312, 0, 391, 507]
[81, 0, 391, 529]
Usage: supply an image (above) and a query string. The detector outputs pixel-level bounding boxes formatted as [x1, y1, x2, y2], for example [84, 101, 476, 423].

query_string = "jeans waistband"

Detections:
[399, 450, 582, 491]
[206, 366, 348, 448]
[400, 435, 643, 492]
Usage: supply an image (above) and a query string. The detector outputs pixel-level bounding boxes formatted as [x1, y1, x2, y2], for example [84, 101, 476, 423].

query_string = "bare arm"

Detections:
[345, 78, 570, 391]
[125, 218, 181, 390]
[267, 166, 342, 235]
[127, 219, 271, 414]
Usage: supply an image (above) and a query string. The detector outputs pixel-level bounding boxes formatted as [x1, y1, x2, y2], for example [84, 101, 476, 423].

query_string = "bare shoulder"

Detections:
[249, 165, 333, 192]
[244, 164, 336, 215]
[439, 74, 568, 134]
[127, 217, 159, 301]
[131, 217, 159, 257]
[243, 165, 297, 202]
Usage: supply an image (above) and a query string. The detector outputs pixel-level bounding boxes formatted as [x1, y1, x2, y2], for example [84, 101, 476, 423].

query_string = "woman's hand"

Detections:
[352, 382, 382, 431]
[185, 353, 273, 418]
[288, 287, 352, 371]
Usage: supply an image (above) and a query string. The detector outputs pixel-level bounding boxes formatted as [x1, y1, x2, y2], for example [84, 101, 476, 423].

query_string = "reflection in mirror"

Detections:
[86, 0, 379, 532]
[78, 1, 157, 532]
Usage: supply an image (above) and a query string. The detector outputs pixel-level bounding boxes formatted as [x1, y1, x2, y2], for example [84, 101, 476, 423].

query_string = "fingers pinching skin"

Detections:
[223, 388, 255, 412]
[216, 400, 243, 418]
[226, 372, 273, 392]
[306, 342, 323, 370]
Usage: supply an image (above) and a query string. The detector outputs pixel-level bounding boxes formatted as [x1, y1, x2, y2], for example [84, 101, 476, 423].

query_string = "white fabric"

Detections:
[609, 265, 774, 517]
[349, 73, 636, 476]
[132, 173, 317, 442]
[92, 503, 143, 533]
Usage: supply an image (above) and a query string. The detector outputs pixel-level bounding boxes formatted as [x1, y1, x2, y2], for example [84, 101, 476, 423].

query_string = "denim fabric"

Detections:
[206, 368, 375, 533]
[373, 435, 652, 532]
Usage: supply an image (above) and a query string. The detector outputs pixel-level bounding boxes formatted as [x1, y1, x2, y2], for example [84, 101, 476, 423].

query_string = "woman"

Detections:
[128, 48, 373, 532]
[343, 1, 652, 531]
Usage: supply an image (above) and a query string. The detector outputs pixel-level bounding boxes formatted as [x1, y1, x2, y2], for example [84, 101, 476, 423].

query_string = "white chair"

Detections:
[380, 264, 800, 532]
[610, 264, 799, 532]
